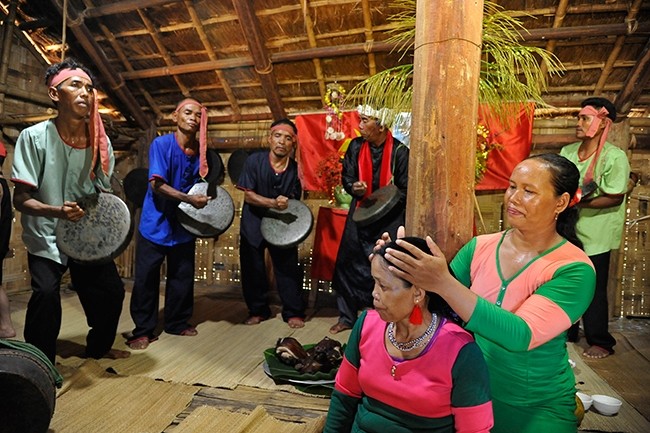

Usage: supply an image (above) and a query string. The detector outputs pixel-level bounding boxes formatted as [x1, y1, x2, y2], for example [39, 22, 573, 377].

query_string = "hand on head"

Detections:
[383, 235, 451, 294]
[370, 225, 406, 261]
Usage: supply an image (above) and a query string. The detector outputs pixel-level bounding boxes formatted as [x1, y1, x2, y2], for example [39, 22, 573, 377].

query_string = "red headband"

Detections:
[48, 68, 92, 88]
[175, 98, 208, 179]
[270, 123, 297, 142]
[579, 105, 612, 184]
[48, 68, 110, 179]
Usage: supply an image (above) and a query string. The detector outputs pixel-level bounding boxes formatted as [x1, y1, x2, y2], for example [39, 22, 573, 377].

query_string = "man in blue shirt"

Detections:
[236, 118, 306, 328]
[126, 99, 210, 350]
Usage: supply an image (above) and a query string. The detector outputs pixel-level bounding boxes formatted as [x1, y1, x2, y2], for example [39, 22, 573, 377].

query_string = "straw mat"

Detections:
[569, 344, 650, 433]
[173, 405, 325, 433]
[50, 359, 198, 433]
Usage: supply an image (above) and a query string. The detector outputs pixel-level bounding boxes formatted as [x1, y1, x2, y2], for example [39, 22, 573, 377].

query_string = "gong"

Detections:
[0, 345, 60, 433]
[123, 168, 149, 209]
[177, 182, 235, 237]
[352, 184, 402, 227]
[55, 193, 133, 264]
[261, 199, 313, 248]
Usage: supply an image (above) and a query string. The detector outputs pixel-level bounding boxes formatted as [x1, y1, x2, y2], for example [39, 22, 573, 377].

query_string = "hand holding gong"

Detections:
[61, 201, 85, 222]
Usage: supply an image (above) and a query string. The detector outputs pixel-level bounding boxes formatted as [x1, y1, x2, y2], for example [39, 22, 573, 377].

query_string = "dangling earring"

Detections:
[554, 212, 559, 221]
[409, 302, 423, 325]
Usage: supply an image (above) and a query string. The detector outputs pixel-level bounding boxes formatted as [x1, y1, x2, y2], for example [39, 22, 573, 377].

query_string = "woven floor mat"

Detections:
[570, 344, 650, 432]
[173, 405, 325, 433]
[50, 359, 198, 433]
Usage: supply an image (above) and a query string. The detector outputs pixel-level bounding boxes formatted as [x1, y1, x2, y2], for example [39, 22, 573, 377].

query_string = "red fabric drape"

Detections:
[295, 111, 360, 191]
[475, 103, 534, 191]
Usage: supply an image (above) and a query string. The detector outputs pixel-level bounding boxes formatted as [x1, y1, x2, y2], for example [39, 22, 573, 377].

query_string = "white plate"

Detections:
[262, 361, 336, 385]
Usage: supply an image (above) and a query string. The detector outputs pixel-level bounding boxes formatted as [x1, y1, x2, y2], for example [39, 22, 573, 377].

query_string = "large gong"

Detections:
[55, 193, 132, 264]
[177, 182, 235, 237]
[0, 344, 60, 433]
[352, 184, 401, 227]
[261, 199, 313, 248]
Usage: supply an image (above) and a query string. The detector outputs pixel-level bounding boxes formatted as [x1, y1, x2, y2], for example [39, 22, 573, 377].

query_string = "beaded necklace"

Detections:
[387, 313, 438, 352]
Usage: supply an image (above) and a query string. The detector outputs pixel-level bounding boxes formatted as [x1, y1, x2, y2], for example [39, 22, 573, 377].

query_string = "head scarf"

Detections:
[270, 122, 297, 142]
[579, 105, 612, 184]
[175, 98, 208, 179]
[48, 68, 110, 179]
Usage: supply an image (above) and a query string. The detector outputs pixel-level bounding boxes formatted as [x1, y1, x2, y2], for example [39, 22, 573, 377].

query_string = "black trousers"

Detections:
[568, 251, 616, 352]
[24, 253, 125, 363]
[239, 236, 305, 321]
[130, 236, 196, 338]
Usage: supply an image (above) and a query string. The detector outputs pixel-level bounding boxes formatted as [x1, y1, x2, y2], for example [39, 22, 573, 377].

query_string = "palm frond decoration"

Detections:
[344, 1, 564, 126]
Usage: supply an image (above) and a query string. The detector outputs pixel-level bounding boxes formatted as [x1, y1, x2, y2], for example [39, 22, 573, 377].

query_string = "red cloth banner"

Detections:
[295, 111, 360, 191]
[475, 103, 534, 191]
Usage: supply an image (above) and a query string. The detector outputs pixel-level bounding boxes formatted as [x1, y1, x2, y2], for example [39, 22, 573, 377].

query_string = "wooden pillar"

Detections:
[406, 0, 484, 257]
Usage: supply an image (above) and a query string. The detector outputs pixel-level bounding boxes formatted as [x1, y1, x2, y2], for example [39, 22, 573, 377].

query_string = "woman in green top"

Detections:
[383, 154, 596, 433]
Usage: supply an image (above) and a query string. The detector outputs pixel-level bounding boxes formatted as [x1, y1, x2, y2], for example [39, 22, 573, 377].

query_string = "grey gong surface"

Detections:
[261, 199, 313, 248]
[55, 193, 132, 264]
[352, 184, 401, 227]
[177, 183, 235, 237]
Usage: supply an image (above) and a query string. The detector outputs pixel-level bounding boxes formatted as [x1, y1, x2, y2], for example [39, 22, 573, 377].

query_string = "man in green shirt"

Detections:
[560, 97, 630, 359]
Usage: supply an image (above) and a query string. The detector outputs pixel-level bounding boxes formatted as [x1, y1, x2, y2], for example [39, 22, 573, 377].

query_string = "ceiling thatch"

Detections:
[1, 0, 650, 151]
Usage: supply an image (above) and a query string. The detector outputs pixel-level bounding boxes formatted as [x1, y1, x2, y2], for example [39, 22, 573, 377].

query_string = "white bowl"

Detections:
[576, 392, 593, 411]
[592, 394, 622, 416]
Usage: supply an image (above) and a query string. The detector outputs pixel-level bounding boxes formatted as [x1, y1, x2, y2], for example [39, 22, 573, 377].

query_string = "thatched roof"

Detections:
[2, 0, 649, 150]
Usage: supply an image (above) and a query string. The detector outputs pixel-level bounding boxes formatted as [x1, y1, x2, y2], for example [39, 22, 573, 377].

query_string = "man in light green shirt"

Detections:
[560, 97, 630, 359]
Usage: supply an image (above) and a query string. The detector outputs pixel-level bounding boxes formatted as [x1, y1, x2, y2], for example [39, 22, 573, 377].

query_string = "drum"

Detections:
[261, 199, 313, 248]
[177, 182, 235, 237]
[352, 184, 402, 227]
[0, 346, 59, 433]
[55, 193, 133, 264]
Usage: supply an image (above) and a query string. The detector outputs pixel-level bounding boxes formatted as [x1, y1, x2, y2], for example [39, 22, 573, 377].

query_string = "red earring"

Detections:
[409, 303, 423, 325]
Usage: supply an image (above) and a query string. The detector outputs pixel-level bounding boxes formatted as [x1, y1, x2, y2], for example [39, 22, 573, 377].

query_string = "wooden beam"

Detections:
[0, 83, 52, 106]
[137, 9, 190, 98]
[522, 21, 650, 41]
[300, 0, 326, 99]
[184, 0, 241, 117]
[49, 0, 151, 129]
[86, 0, 164, 122]
[82, 0, 180, 19]
[615, 37, 650, 116]
[232, 0, 285, 119]
[120, 40, 399, 80]
[594, 0, 644, 94]
[407, 0, 483, 256]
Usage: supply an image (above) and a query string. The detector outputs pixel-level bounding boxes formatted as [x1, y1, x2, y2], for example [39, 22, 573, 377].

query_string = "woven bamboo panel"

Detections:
[620, 184, 650, 317]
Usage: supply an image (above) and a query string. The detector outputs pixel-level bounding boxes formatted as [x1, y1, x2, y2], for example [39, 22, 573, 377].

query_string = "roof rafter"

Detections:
[232, 0, 285, 119]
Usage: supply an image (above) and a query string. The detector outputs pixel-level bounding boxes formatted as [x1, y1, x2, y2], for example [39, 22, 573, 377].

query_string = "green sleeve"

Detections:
[450, 342, 491, 407]
[449, 237, 477, 288]
[466, 261, 596, 351]
[535, 261, 596, 323]
[466, 297, 532, 351]
[323, 311, 367, 433]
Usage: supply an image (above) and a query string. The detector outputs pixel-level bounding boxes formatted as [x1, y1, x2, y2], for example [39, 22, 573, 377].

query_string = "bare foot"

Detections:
[0, 326, 16, 339]
[583, 345, 612, 359]
[126, 336, 152, 350]
[105, 348, 131, 359]
[329, 322, 351, 334]
[244, 316, 265, 325]
[288, 317, 305, 329]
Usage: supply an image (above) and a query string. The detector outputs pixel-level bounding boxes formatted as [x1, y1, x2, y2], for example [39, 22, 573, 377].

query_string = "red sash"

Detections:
[357, 130, 394, 201]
